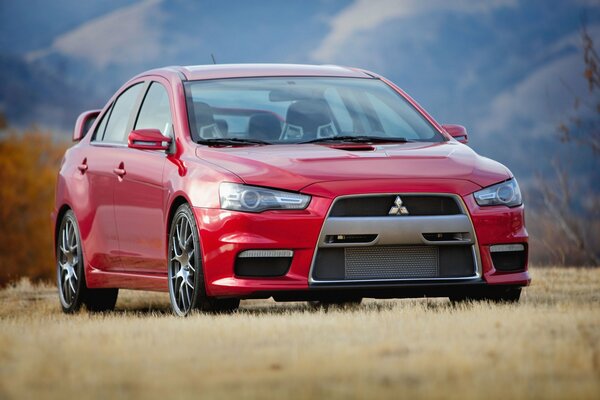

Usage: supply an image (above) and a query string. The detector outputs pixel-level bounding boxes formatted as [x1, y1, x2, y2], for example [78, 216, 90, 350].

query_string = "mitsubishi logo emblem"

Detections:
[388, 196, 409, 215]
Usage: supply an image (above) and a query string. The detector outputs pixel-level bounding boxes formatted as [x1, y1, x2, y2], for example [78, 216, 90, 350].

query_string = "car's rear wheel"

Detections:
[308, 298, 363, 310]
[57, 210, 118, 313]
[450, 286, 522, 303]
[168, 204, 239, 316]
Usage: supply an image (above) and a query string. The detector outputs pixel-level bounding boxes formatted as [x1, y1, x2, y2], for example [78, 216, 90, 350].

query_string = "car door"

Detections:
[113, 81, 172, 273]
[84, 82, 145, 271]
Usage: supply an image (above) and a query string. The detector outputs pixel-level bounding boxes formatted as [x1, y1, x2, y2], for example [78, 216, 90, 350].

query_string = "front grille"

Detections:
[312, 245, 475, 281]
[329, 195, 461, 217]
[311, 193, 477, 283]
[345, 246, 438, 279]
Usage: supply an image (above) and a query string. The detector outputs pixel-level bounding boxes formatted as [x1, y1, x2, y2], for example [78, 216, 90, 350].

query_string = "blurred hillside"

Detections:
[1, 1, 599, 179]
[0, 0, 599, 284]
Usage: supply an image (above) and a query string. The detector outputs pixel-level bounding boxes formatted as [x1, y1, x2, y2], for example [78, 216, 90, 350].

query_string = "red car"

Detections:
[54, 64, 529, 316]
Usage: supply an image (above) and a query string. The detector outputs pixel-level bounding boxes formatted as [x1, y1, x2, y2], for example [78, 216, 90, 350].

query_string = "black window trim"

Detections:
[91, 81, 148, 146]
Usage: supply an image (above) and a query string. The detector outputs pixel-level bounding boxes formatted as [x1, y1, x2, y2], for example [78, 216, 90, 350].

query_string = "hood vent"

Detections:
[330, 144, 375, 151]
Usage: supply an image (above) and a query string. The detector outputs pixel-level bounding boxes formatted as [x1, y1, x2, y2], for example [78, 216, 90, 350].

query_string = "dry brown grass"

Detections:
[0, 267, 599, 399]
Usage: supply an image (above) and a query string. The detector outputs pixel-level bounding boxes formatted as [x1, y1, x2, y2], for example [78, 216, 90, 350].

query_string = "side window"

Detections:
[102, 83, 143, 143]
[135, 82, 173, 136]
[93, 104, 112, 141]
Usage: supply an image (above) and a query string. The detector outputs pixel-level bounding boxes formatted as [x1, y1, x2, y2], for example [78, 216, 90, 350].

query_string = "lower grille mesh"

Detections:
[344, 246, 439, 279]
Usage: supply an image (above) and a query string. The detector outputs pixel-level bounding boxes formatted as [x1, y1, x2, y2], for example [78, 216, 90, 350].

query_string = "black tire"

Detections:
[57, 210, 118, 313]
[308, 298, 363, 310]
[450, 286, 522, 303]
[168, 203, 239, 316]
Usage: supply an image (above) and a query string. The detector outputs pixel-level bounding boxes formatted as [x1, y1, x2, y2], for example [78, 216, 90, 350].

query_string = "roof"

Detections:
[173, 63, 374, 81]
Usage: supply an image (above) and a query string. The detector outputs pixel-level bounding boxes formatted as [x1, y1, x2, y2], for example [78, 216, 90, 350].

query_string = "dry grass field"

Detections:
[0, 267, 599, 400]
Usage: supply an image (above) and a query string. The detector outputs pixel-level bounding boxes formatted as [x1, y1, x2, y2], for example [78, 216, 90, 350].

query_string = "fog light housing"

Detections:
[234, 250, 294, 277]
[490, 244, 526, 271]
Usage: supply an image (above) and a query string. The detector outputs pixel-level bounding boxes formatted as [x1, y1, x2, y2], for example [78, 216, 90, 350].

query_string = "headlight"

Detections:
[219, 182, 311, 212]
[474, 178, 522, 207]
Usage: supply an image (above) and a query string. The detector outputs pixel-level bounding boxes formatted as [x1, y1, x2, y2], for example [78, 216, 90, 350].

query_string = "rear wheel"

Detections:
[57, 210, 118, 313]
[308, 298, 363, 310]
[168, 204, 239, 316]
[450, 286, 522, 303]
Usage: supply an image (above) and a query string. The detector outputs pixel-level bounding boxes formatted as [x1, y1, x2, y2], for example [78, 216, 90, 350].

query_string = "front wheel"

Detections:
[167, 204, 239, 316]
[57, 210, 118, 313]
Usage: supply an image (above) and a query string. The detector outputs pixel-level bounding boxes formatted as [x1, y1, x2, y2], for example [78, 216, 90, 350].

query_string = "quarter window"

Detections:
[93, 104, 112, 141]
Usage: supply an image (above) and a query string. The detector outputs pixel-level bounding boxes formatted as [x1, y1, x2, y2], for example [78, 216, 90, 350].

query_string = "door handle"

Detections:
[113, 162, 126, 178]
[77, 158, 88, 174]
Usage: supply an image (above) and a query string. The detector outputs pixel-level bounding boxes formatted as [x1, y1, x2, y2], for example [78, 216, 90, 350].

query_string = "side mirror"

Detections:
[128, 129, 172, 151]
[442, 124, 468, 144]
[73, 110, 101, 142]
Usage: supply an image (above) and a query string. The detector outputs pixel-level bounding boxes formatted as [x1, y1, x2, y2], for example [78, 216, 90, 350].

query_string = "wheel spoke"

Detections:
[66, 222, 73, 249]
[185, 282, 192, 309]
[66, 222, 71, 247]
[61, 229, 68, 255]
[179, 280, 187, 310]
[69, 224, 76, 249]
[173, 235, 182, 258]
[179, 220, 187, 251]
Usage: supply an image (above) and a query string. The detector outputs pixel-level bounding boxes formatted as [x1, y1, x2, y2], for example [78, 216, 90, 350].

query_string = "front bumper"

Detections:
[195, 183, 530, 299]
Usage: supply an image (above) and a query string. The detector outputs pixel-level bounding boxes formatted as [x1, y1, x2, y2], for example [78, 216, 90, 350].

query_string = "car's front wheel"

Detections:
[57, 210, 118, 313]
[168, 204, 239, 316]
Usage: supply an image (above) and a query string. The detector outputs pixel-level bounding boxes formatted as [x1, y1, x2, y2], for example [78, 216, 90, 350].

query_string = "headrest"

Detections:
[193, 101, 221, 138]
[284, 100, 336, 140]
[248, 113, 282, 141]
[194, 101, 215, 126]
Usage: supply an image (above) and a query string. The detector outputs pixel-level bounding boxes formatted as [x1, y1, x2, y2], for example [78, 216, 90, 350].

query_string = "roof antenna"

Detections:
[211, 53, 217, 64]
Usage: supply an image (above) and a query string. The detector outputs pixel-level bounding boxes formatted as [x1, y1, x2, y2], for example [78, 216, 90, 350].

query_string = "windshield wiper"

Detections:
[197, 137, 271, 146]
[300, 135, 411, 144]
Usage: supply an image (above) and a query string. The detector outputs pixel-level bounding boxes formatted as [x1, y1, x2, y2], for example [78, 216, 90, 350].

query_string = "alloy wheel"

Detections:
[169, 211, 198, 315]
[58, 217, 80, 308]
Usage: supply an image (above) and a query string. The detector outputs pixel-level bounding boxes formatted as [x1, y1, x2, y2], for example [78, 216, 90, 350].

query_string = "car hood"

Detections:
[195, 141, 511, 193]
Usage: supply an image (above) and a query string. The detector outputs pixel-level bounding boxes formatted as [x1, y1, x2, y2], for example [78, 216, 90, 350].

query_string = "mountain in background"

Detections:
[1, 0, 599, 186]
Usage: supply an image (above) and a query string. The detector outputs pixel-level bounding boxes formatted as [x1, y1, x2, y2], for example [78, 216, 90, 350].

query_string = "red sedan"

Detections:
[53, 64, 529, 316]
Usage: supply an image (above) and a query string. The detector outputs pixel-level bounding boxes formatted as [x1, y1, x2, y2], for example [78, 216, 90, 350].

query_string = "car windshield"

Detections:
[184, 77, 444, 145]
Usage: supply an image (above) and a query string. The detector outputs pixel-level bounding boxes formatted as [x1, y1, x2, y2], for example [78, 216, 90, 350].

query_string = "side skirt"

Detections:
[86, 266, 168, 291]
